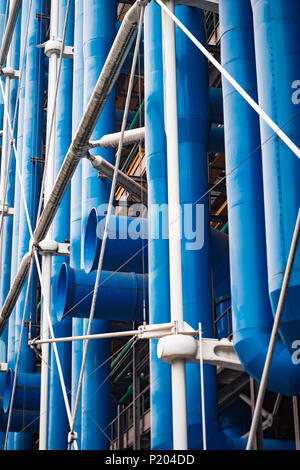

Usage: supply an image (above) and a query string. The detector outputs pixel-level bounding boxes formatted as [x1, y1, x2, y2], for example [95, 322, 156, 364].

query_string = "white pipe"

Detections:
[156, 0, 300, 160]
[30, 330, 139, 345]
[39, 0, 59, 450]
[162, 0, 188, 450]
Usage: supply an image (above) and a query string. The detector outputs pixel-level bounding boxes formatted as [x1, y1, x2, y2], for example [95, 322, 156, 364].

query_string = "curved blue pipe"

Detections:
[219, 0, 300, 396]
[84, 208, 148, 274]
[81, 0, 117, 450]
[250, 0, 300, 353]
[55, 263, 148, 323]
[48, 0, 74, 450]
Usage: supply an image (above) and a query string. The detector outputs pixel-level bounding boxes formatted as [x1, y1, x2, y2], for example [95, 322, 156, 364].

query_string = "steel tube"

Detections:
[0, 0, 22, 70]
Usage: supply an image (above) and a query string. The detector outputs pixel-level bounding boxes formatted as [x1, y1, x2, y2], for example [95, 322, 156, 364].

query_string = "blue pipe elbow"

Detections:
[56, 263, 148, 323]
[250, 0, 300, 354]
[84, 208, 148, 274]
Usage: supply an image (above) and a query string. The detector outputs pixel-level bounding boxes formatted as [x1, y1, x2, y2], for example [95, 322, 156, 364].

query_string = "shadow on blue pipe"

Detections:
[56, 263, 148, 323]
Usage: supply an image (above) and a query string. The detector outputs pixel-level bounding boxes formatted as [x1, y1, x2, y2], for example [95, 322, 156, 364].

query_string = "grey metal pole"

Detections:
[246, 208, 300, 450]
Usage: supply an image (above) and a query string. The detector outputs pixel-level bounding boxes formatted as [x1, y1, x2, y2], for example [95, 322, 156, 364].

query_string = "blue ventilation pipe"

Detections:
[56, 263, 148, 322]
[47, 0, 74, 450]
[71, 0, 84, 446]
[81, 0, 117, 450]
[219, 0, 300, 396]
[250, 0, 300, 353]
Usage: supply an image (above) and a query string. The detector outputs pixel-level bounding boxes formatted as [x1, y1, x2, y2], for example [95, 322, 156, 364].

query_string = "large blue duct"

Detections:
[219, 0, 300, 396]
[250, 0, 300, 353]
[47, 0, 74, 450]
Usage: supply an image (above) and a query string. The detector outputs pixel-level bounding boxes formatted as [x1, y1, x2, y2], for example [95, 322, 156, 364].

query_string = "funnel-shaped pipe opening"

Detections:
[3, 369, 12, 414]
[55, 263, 148, 323]
[3, 370, 40, 415]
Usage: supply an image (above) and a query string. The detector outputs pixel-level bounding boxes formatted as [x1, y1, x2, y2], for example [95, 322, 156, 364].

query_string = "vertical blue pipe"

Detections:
[81, 0, 116, 450]
[250, 0, 300, 352]
[71, 0, 84, 447]
[47, 0, 74, 450]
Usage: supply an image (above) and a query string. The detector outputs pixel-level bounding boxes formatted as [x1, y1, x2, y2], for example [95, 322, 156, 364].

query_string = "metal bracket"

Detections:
[38, 39, 74, 59]
[138, 321, 242, 371]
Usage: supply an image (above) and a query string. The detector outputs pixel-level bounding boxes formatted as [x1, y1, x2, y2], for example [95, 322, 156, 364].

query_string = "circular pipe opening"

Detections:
[3, 369, 13, 414]
[56, 263, 69, 322]
[84, 207, 98, 273]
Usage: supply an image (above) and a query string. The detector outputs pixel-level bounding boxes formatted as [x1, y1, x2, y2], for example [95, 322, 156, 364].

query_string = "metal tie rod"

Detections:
[0, 0, 150, 336]
[246, 208, 300, 450]
[0, 0, 22, 70]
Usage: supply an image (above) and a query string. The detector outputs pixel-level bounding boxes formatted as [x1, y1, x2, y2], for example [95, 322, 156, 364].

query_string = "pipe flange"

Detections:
[157, 334, 198, 364]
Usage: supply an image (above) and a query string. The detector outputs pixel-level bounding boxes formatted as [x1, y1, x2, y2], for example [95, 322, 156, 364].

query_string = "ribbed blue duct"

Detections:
[47, 0, 74, 450]
[70, 0, 84, 446]
[55, 263, 148, 323]
[84, 209, 148, 274]
[219, 0, 300, 396]
[81, 0, 117, 450]
[250, 0, 300, 353]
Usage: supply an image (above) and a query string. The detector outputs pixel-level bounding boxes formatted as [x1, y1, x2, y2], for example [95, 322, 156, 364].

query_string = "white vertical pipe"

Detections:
[39, 0, 59, 450]
[161, 0, 188, 450]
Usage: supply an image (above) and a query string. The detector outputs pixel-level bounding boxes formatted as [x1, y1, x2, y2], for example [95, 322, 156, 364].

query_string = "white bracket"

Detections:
[145, 321, 242, 371]
[1, 66, 20, 79]
[0, 362, 8, 372]
[176, 0, 219, 12]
